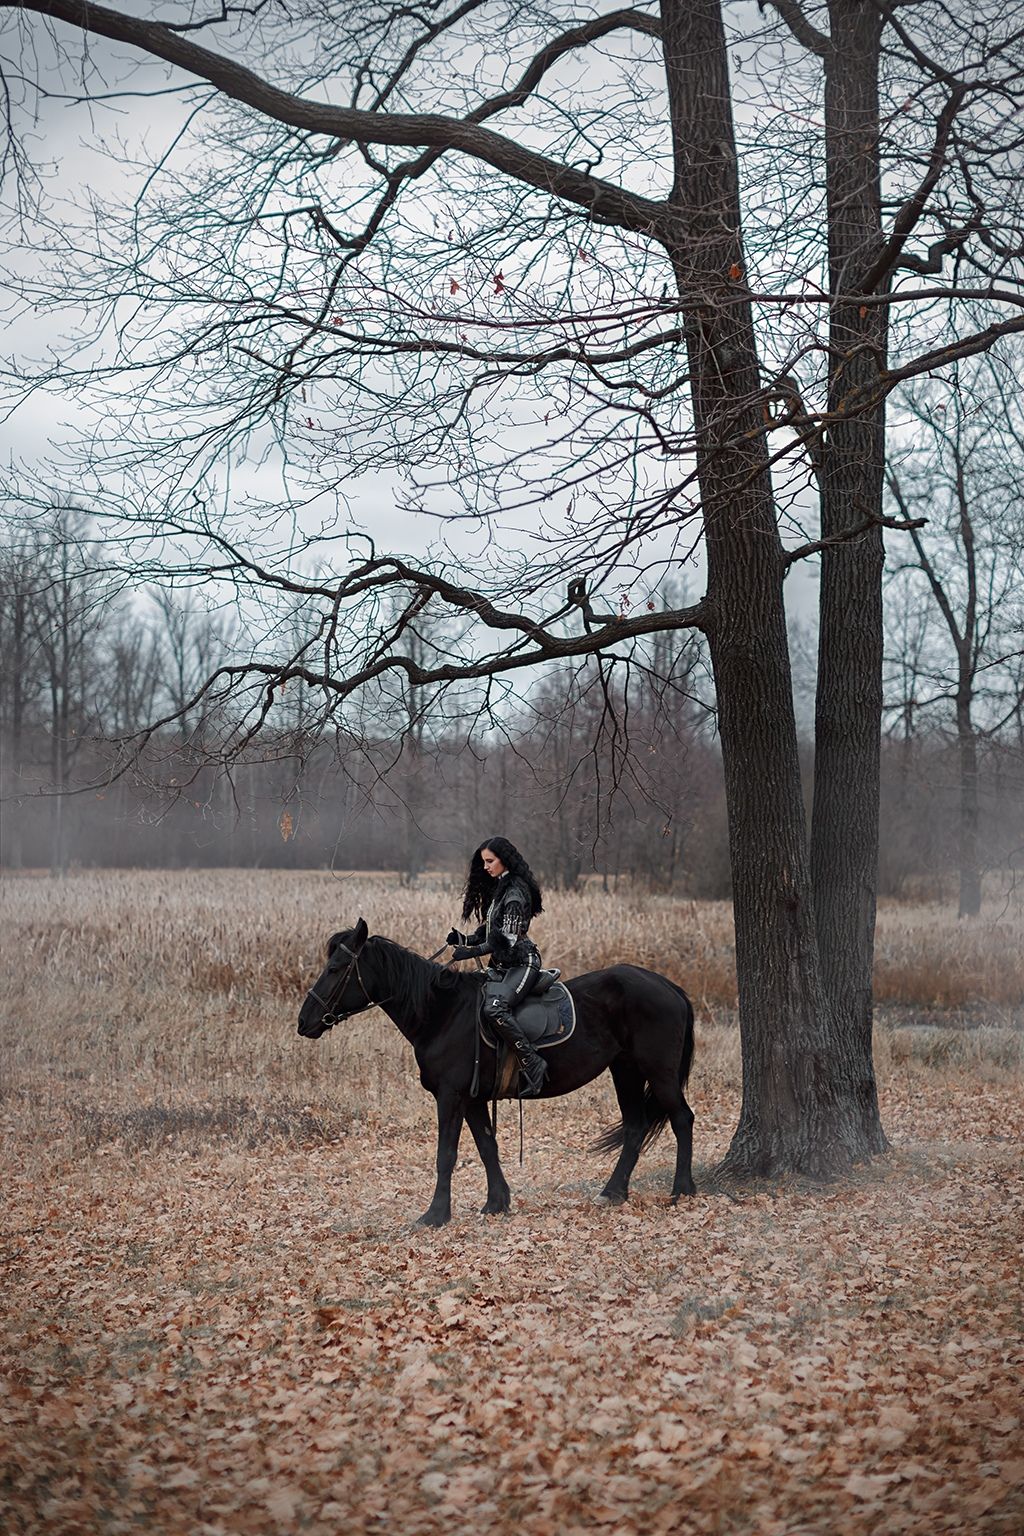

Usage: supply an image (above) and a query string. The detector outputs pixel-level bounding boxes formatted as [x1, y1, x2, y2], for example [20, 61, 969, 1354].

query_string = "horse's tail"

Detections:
[591, 983, 696, 1155]
[591, 1086, 670, 1155]
[672, 980, 696, 1092]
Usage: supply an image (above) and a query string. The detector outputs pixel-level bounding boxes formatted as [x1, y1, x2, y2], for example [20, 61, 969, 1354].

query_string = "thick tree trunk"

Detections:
[661, 0, 874, 1175]
[809, 0, 888, 1155]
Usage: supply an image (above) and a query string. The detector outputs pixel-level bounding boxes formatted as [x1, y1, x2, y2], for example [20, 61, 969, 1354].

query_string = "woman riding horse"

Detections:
[298, 915, 697, 1225]
[445, 837, 547, 1098]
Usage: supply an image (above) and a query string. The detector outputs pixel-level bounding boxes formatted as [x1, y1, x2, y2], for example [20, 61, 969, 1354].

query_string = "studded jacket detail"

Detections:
[452, 873, 537, 970]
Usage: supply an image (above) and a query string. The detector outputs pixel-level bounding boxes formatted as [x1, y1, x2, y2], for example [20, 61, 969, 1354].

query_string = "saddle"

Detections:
[478, 969, 577, 1049]
[470, 969, 577, 1101]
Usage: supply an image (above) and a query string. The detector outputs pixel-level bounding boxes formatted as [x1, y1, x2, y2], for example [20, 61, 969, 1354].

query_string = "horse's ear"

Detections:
[353, 918, 369, 951]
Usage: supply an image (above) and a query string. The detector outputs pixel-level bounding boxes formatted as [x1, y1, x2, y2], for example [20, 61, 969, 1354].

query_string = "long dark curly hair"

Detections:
[460, 836, 544, 923]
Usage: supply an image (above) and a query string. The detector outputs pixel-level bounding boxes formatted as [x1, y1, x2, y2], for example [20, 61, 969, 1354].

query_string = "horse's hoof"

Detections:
[416, 1210, 450, 1228]
[480, 1201, 510, 1216]
[597, 1190, 628, 1206]
[670, 1186, 697, 1204]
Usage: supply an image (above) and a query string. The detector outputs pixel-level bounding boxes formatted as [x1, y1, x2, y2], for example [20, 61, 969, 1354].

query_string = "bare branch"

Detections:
[784, 511, 927, 570]
[884, 314, 1024, 386]
[886, 472, 962, 651]
[761, 0, 831, 60]
[332, 8, 664, 262]
[860, 85, 968, 292]
[3, 0, 666, 236]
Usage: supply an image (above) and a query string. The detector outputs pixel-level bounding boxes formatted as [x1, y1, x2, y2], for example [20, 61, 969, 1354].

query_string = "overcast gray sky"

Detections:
[1, 2, 824, 640]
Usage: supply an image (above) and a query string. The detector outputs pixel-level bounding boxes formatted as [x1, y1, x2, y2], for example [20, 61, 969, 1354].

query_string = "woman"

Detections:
[446, 837, 548, 1097]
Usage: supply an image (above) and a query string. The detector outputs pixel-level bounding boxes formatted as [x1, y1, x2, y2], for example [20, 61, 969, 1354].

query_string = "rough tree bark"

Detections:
[810, 0, 889, 1154]
[662, 0, 868, 1175]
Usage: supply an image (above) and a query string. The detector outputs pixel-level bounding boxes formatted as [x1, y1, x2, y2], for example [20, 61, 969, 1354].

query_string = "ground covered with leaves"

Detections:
[2, 872, 1022, 1532]
[3, 1078, 1022, 1536]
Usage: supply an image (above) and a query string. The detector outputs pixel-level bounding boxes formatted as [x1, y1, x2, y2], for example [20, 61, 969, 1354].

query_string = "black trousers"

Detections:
[482, 950, 541, 1025]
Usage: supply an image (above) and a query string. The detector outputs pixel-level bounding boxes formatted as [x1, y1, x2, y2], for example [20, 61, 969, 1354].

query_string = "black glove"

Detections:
[450, 945, 474, 962]
[446, 928, 461, 946]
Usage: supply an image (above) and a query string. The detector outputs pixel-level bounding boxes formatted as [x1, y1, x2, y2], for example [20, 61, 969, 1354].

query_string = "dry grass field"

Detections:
[2, 870, 1023, 1535]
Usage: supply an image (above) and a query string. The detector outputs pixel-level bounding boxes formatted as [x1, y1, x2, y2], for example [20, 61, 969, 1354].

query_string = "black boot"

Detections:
[510, 1036, 548, 1098]
[491, 1013, 548, 1098]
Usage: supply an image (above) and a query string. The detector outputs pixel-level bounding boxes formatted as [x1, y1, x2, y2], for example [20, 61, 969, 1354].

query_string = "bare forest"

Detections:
[1, 532, 1022, 897]
[1, 0, 1023, 1532]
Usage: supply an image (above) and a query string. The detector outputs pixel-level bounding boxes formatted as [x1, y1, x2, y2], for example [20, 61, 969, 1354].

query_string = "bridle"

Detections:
[304, 941, 388, 1028]
[304, 939, 450, 1028]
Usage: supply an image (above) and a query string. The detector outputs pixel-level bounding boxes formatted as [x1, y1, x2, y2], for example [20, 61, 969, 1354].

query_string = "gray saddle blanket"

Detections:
[480, 977, 577, 1049]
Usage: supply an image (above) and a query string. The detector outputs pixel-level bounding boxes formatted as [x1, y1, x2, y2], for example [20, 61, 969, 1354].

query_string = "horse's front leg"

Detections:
[465, 1097, 511, 1216]
[416, 1091, 464, 1228]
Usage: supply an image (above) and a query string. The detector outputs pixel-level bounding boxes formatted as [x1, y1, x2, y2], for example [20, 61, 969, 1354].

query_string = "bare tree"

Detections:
[103, 609, 163, 742]
[0, 530, 46, 867]
[16, 509, 115, 872]
[2, 0, 1023, 1173]
[886, 349, 1024, 916]
[149, 588, 235, 747]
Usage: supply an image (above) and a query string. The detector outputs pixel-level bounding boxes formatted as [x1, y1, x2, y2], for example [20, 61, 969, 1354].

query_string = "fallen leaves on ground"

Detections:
[2, 1078, 1022, 1536]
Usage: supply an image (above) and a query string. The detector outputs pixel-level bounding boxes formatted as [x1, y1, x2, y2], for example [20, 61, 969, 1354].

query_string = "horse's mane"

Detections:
[367, 935, 468, 1025]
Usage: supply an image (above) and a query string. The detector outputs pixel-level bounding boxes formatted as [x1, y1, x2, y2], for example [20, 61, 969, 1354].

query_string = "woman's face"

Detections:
[480, 846, 506, 878]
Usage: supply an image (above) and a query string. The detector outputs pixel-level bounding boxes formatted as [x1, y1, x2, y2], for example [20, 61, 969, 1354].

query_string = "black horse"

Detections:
[297, 919, 696, 1226]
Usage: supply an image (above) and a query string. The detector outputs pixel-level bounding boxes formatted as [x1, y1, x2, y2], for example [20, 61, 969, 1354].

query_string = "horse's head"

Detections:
[297, 918, 371, 1038]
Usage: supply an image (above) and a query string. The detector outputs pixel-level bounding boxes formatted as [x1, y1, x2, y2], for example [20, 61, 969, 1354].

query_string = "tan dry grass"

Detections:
[1, 870, 1021, 1150]
[874, 895, 1024, 1008]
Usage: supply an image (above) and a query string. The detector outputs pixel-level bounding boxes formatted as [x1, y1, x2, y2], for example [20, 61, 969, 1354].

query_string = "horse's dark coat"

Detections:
[298, 918, 696, 1226]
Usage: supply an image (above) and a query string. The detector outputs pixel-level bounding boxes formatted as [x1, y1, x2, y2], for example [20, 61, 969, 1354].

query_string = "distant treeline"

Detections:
[3, 722, 1021, 900]
[1, 519, 1021, 898]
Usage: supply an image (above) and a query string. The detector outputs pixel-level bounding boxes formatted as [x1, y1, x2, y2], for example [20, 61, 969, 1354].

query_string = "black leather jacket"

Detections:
[452, 874, 537, 971]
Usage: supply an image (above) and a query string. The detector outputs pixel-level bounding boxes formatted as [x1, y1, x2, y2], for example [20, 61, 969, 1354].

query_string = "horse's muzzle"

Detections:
[297, 1004, 332, 1039]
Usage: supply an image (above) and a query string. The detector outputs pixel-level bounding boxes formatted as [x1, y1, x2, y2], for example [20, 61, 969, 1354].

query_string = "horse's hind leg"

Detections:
[643, 1066, 696, 1201]
[465, 1098, 511, 1216]
[668, 1097, 696, 1201]
[599, 1058, 648, 1204]
[654, 1069, 700, 1198]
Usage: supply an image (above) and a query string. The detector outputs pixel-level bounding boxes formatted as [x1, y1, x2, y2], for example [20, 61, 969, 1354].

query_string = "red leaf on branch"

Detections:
[494, 271, 505, 294]
[729, 262, 743, 280]
[449, 279, 460, 295]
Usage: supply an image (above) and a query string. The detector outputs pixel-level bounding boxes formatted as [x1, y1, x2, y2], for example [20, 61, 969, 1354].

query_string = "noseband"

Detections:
[304, 941, 390, 1027]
